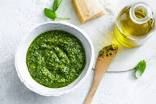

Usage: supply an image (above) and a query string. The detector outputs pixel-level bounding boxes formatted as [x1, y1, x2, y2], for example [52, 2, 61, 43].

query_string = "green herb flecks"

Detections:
[99, 44, 118, 57]
[134, 60, 146, 79]
[26, 30, 86, 88]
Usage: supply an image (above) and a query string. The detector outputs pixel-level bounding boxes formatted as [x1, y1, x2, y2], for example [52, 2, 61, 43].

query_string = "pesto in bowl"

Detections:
[26, 30, 86, 88]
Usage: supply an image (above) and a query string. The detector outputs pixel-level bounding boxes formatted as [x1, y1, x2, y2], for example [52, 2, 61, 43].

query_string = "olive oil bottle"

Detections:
[112, 2, 155, 48]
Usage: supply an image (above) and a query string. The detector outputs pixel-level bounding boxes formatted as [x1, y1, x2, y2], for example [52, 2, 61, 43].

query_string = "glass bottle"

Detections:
[112, 2, 155, 48]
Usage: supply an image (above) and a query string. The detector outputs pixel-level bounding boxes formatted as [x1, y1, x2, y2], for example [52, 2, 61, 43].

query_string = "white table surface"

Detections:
[1, 0, 156, 104]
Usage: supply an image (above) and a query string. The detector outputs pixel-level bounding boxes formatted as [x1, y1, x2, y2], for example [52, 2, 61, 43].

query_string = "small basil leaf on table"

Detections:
[52, 0, 62, 12]
[44, 8, 56, 20]
[135, 60, 146, 79]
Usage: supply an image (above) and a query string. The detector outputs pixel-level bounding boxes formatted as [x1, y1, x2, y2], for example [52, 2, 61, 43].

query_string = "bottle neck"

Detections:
[129, 2, 153, 24]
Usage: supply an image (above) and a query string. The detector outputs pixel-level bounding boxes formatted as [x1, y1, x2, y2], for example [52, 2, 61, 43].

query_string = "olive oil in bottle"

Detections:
[112, 2, 155, 48]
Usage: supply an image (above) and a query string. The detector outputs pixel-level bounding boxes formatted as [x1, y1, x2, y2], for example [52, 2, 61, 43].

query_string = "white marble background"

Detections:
[1, 0, 156, 104]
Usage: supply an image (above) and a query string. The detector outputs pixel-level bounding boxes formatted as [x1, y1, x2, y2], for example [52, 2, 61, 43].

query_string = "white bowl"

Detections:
[15, 22, 94, 96]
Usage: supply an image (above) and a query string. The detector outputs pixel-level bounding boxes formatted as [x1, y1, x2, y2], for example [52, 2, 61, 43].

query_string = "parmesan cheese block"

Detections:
[73, 0, 104, 23]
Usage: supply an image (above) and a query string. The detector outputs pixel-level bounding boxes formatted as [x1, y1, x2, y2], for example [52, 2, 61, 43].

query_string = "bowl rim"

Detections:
[15, 21, 95, 96]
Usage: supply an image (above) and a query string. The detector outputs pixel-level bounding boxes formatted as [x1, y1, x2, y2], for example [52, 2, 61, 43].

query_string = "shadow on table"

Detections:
[3, 57, 61, 104]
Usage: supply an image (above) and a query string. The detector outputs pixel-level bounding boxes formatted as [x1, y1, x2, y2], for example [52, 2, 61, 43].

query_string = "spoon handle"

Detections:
[84, 45, 118, 104]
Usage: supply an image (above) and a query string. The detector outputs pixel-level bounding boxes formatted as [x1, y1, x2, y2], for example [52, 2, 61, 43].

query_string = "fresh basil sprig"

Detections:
[52, 0, 62, 12]
[134, 60, 146, 79]
[44, 0, 66, 20]
[44, 8, 56, 20]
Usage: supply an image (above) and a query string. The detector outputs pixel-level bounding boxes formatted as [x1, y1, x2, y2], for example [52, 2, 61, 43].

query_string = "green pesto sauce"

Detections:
[26, 30, 86, 88]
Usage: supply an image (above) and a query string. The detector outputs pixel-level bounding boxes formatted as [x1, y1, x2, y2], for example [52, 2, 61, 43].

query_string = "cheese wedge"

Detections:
[73, 0, 104, 23]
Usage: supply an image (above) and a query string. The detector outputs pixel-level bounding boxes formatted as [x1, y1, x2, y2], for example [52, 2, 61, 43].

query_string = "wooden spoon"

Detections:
[84, 44, 118, 104]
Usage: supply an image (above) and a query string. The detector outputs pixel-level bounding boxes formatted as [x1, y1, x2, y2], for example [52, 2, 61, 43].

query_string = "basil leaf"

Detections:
[135, 60, 146, 79]
[52, 0, 62, 12]
[44, 8, 57, 20]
